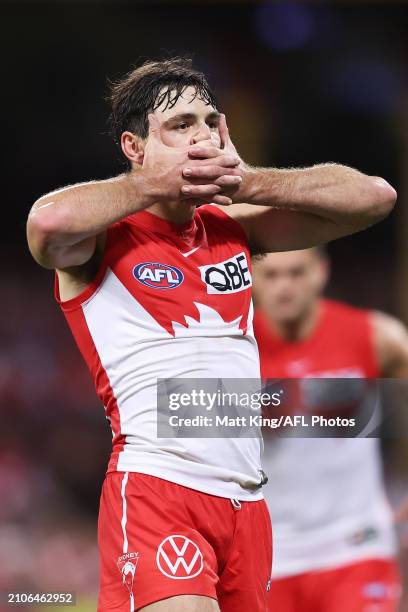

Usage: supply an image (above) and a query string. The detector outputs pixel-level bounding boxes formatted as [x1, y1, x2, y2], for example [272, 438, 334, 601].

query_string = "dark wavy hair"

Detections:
[108, 57, 217, 168]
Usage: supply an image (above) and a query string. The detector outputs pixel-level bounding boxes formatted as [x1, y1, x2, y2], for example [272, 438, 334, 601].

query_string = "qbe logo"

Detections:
[199, 252, 252, 294]
[133, 262, 184, 290]
[156, 535, 203, 579]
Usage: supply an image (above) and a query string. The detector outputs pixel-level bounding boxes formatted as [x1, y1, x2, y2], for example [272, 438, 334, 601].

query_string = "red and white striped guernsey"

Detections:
[55, 204, 264, 501]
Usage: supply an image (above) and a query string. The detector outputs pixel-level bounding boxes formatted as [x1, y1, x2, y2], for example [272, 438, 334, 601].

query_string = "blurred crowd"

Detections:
[0, 265, 109, 609]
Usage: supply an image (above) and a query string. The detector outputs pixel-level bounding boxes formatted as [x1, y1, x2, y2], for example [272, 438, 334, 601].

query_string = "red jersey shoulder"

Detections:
[320, 299, 379, 375]
[254, 299, 380, 378]
[107, 205, 249, 260]
[322, 299, 371, 327]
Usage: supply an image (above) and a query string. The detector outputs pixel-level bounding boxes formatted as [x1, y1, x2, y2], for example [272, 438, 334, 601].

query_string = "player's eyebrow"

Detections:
[163, 113, 195, 127]
[205, 111, 221, 124]
[163, 111, 221, 127]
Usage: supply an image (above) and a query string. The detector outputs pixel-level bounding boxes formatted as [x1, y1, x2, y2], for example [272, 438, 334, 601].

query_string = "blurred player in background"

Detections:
[253, 248, 408, 612]
[27, 56, 396, 612]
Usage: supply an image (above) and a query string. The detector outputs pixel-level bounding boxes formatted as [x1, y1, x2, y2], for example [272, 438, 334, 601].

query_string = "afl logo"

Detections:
[133, 262, 184, 290]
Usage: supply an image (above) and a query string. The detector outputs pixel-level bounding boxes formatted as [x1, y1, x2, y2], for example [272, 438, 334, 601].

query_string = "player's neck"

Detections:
[271, 301, 321, 343]
[147, 201, 197, 224]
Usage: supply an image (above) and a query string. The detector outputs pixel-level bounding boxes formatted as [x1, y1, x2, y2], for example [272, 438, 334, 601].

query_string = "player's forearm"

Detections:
[242, 163, 397, 228]
[27, 172, 154, 248]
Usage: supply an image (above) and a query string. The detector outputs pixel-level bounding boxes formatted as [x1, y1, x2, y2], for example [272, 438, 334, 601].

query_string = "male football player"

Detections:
[254, 248, 407, 611]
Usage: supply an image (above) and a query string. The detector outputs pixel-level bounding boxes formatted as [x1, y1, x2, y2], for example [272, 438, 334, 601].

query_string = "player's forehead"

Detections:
[260, 250, 317, 272]
[153, 85, 217, 121]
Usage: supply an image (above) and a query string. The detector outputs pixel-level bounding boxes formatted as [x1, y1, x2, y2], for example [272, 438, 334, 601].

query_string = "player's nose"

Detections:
[191, 129, 220, 148]
[191, 123, 213, 143]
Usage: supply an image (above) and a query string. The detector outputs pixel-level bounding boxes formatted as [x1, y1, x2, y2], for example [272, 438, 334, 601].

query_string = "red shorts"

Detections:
[97, 472, 273, 611]
[270, 559, 401, 612]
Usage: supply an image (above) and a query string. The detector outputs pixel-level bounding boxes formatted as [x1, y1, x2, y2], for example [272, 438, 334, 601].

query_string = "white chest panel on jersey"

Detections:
[84, 269, 263, 499]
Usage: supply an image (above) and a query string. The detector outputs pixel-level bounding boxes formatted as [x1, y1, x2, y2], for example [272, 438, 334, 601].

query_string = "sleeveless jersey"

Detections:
[55, 205, 263, 501]
[254, 300, 397, 576]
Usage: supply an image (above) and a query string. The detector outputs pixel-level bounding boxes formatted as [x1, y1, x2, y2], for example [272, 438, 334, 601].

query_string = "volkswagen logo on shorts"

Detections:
[156, 535, 203, 579]
[133, 262, 184, 290]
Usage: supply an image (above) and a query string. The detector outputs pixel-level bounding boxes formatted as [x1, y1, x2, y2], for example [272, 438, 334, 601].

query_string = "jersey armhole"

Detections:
[54, 230, 113, 312]
[54, 262, 108, 312]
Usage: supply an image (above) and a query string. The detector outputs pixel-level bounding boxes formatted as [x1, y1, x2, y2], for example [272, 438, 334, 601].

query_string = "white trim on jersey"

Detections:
[181, 245, 201, 257]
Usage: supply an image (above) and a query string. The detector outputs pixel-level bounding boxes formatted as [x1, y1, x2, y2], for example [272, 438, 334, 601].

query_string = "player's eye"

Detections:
[291, 268, 304, 278]
[176, 122, 189, 130]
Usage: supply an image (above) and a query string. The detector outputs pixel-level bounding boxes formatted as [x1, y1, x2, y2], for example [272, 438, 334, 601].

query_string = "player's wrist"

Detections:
[238, 166, 280, 206]
[235, 164, 262, 204]
[127, 168, 164, 209]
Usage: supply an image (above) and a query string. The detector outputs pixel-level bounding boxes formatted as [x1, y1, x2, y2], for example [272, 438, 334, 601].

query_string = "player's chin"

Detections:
[275, 305, 303, 322]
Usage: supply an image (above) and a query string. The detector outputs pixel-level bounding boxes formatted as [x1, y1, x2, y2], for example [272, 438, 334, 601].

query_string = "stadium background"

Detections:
[1, 1, 408, 610]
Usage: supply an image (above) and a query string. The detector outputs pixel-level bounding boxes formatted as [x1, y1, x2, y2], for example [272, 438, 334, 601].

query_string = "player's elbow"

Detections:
[365, 177, 397, 222]
[27, 198, 66, 268]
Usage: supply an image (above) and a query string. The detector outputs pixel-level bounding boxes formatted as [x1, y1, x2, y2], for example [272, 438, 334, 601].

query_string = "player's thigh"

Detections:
[98, 473, 219, 611]
[139, 594, 220, 611]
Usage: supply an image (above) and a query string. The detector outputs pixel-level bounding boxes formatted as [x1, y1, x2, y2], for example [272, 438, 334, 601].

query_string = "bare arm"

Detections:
[242, 163, 395, 225]
[186, 116, 397, 251]
[27, 173, 154, 269]
[371, 311, 408, 378]
[223, 166, 395, 253]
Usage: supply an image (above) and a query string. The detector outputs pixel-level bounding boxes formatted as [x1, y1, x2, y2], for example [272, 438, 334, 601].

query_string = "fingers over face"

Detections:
[210, 130, 222, 148]
[196, 155, 240, 168]
[147, 113, 162, 142]
[188, 144, 224, 159]
[218, 113, 230, 149]
[212, 194, 233, 205]
[183, 165, 241, 179]
[214, 175, 242, 187]
[181, 184, 221, 197]
[188, 145, 240, 164]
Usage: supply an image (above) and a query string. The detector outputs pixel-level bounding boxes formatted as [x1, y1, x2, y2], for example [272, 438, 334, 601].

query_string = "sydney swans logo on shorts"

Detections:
[117, 552, 140, 592]
[199, 252, 252, 294]
[133, 262, 184, 290]
[156, 535, 203, 579]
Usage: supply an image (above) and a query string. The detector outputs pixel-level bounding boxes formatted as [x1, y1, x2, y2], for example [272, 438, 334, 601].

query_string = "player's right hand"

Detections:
[142, 114, 241, 206]
[186, 114, 248, 204]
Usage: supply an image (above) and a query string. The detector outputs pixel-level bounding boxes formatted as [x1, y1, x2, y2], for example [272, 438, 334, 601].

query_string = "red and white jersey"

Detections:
[55, 205, 263, 501]
[254, 300, 397, 577]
